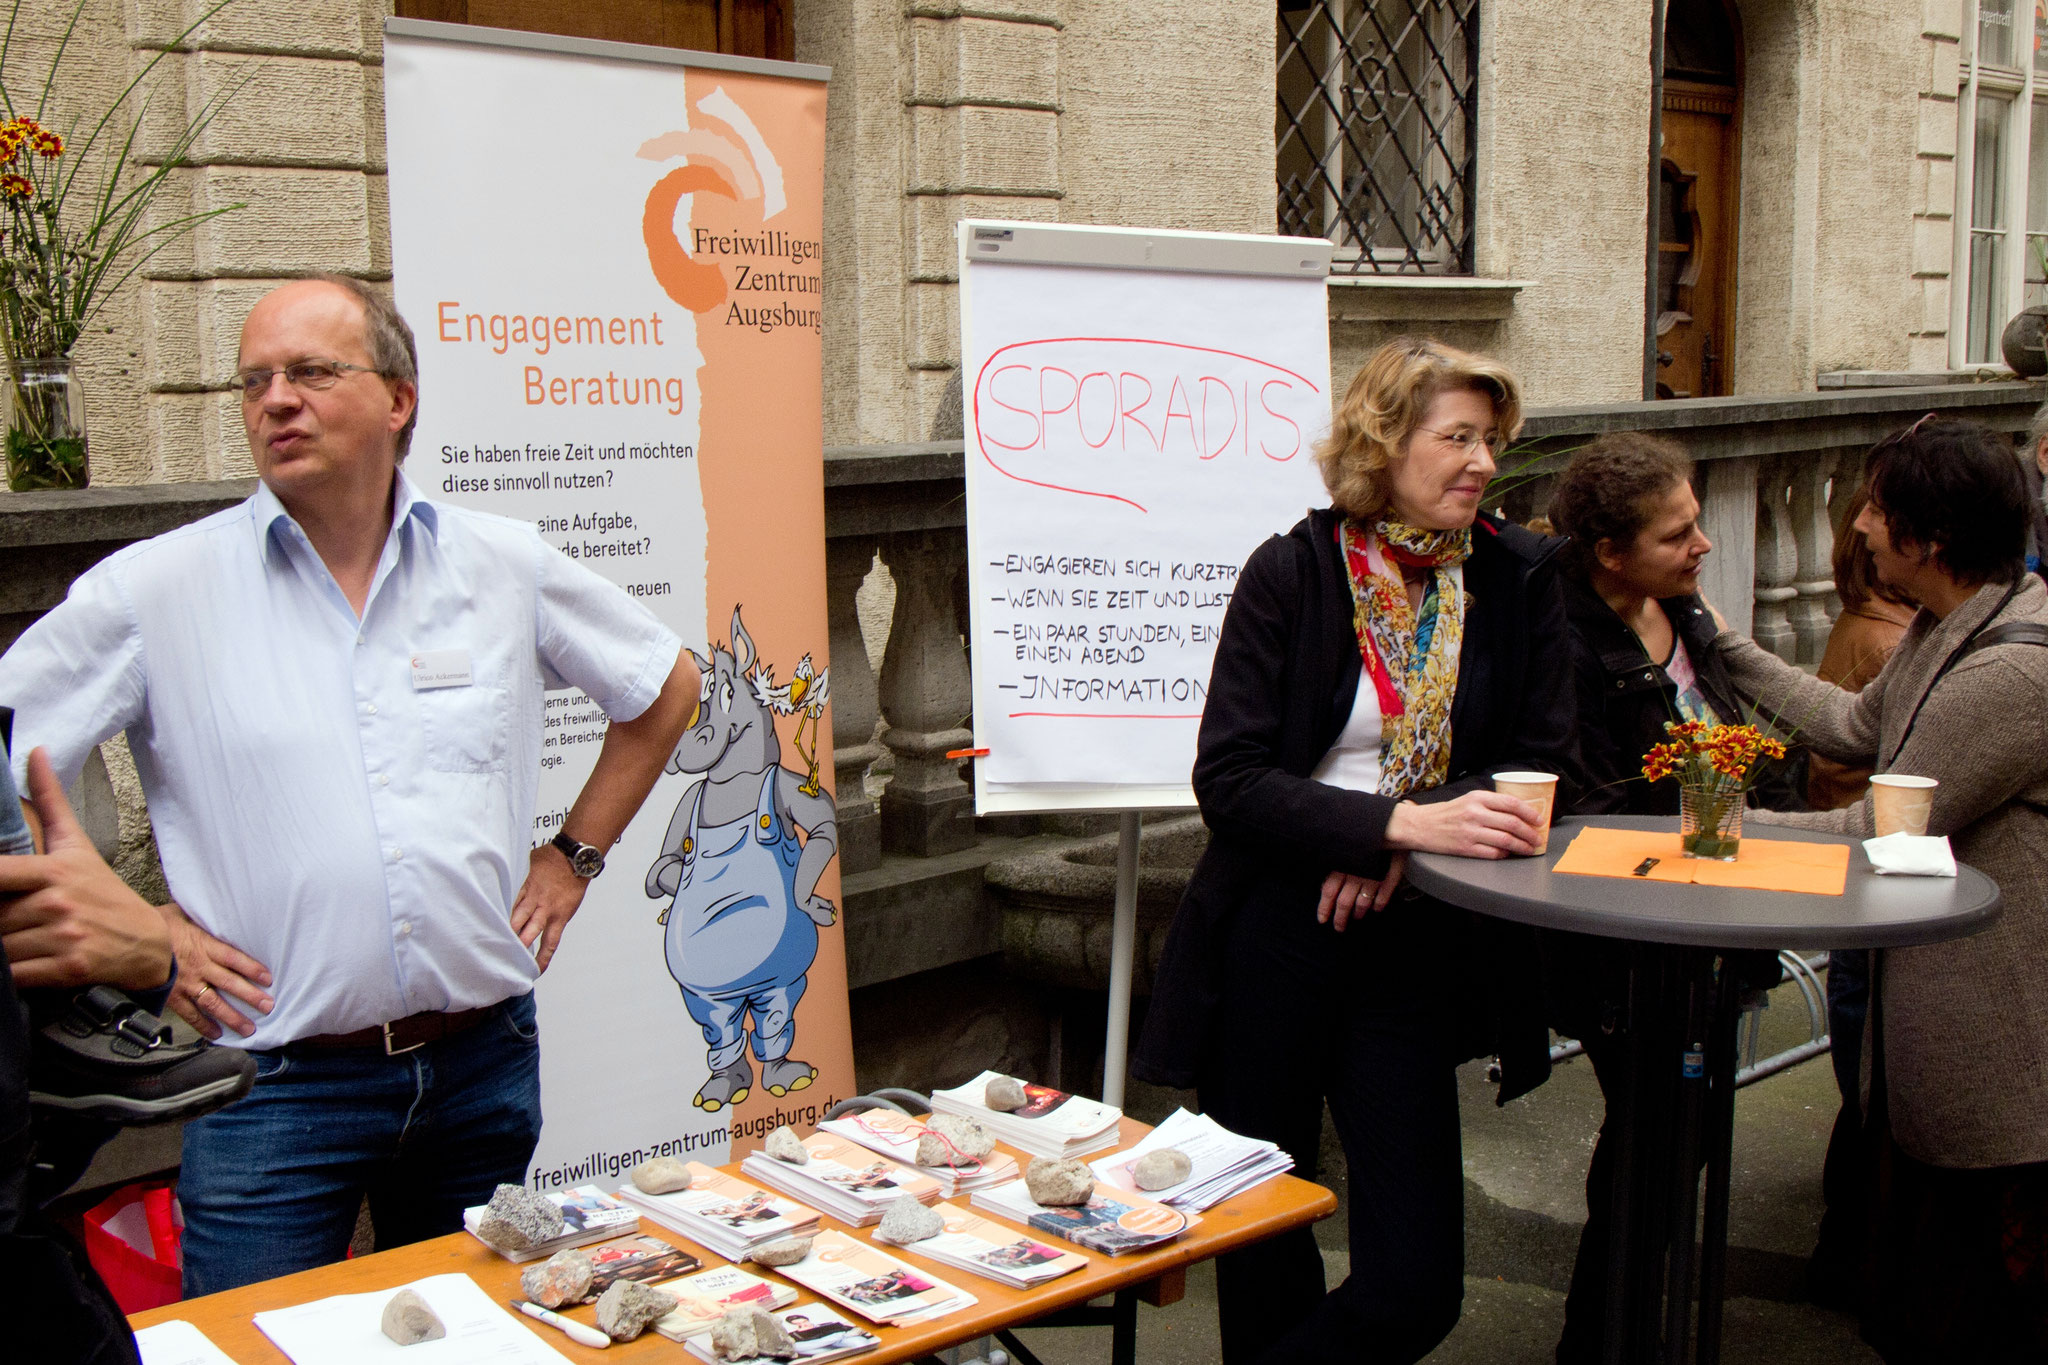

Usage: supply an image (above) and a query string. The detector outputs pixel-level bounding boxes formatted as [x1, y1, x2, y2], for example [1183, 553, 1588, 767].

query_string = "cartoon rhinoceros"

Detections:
[647, 607, 838, 1112]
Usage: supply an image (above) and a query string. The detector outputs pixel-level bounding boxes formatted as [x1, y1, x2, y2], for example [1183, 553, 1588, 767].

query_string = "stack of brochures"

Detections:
[651, 1265, 799, 1343]
[740, 1132, 943, 1226]
[877, 1201, 1087, 1288]
[775, 1229, 977, 1328]
[573, 1233, 702, 1303]
[971, 1177, 1194, 1257]
[681, 1304, 881, 1365]
[929, 1072, 1123, 1161]
[1090, 1107, 1293, 1211]
[613, 1162, 822, 1262]
[817, 1109, 1020, 1197]
[460, 1184, 640, 1262]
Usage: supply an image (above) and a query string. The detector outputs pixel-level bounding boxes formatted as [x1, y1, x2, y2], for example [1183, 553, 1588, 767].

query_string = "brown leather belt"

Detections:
[293, 1005, 495, 1056]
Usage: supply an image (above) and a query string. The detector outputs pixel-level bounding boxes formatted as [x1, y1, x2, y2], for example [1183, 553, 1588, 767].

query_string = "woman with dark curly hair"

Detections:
[1135, 337, 1574, 1363]
[1544, 433, 1795, 1364]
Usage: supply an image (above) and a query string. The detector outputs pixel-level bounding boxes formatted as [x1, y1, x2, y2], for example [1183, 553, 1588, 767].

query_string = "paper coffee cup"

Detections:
[1870, 774, 1937, 837]
[1494, 772, 1559, 855]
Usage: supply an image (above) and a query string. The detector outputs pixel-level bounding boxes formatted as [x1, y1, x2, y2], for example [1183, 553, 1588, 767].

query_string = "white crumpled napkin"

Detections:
[1862, 832, 1957, 877]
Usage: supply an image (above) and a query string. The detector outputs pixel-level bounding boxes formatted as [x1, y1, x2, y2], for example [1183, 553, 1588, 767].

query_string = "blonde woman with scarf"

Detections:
[1135, 338, 1576, 1364]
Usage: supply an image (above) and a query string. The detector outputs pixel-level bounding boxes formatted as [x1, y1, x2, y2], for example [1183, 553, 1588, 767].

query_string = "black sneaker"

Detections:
[28, 985, 254, 1124]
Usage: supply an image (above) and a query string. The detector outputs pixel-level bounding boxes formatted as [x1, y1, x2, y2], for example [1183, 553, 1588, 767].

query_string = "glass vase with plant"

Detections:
[1641, 720, 1788, 860]
[0, 0, 240, 490]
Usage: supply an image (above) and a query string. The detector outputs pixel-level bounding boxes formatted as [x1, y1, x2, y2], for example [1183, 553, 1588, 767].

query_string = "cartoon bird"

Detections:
[752, 654, 831, 797]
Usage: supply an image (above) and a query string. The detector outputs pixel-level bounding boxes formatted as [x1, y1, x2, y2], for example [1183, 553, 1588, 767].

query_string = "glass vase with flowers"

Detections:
[1642, 720, 1788, 860]
[0, 0, 240, 490]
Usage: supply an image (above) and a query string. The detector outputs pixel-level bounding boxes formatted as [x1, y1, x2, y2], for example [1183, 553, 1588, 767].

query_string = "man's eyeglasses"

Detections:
[1417, 426, 1503, 455]
[235, 359, 383, 400]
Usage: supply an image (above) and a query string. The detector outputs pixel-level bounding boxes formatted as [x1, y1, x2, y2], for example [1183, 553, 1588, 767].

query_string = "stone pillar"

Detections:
[1696, 455, 1758, 638]
[1752, 458, 1799, 661]
[826, 535, 883, 874]
[877, 529, 975, 856]
[1785, 456, 1837, 664]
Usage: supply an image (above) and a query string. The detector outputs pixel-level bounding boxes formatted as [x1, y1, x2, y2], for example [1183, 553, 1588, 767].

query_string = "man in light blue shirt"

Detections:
[0, 276, 698, 1294]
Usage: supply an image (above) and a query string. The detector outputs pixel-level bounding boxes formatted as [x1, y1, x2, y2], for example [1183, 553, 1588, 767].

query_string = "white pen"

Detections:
[509, 1299, 611, 1349]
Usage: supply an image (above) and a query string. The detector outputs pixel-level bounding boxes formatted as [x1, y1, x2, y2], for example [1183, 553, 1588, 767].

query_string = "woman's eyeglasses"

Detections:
[1417, 426, 1502, 455]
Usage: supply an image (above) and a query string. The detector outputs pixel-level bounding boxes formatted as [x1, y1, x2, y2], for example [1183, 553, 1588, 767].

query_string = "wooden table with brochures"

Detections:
[130, 1117, 1337, 1365]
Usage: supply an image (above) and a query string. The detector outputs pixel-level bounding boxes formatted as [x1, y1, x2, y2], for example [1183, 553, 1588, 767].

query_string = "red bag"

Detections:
[79, 1182, 182, 1313]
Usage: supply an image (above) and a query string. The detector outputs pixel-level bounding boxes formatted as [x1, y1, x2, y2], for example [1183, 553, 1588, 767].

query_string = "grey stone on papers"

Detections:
[474, 1183, 562, 1251]
[873, 1196, 944, 1245]
[712, 1306, 798, 1361]
[595, 1280, 678, 1342]
[752, 1310, 798, 1359]
[916, 1113, 994, 1167]
[763, 1124, 809, 1164]
[379, 1289, 446, 1345]
[1025, 1156, 1095, 1207]
[984, 1076, 1028, 1112]
[630, 1155, 693, 1194]
[1133, 1148, 1192, 1191]
[745, 1236, 813, 1267]
[519, 1249, 595, 1308]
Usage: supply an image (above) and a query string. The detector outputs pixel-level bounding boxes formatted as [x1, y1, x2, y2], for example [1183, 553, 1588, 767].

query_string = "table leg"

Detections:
[1109, 1288, 1137, 1365]
[1661, 949, 1717, 1365]
[1694, 953, 1746, 1365]
[1608, 942, 1686, 1365]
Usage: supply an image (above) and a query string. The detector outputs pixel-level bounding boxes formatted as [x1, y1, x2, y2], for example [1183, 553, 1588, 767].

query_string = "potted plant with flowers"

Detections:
[0, 0, 240, 491]
[1641, 720, 1788, 860]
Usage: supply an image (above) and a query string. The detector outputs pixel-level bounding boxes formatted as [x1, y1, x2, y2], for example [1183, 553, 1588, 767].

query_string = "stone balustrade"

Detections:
[8, 380, 2045, 1099]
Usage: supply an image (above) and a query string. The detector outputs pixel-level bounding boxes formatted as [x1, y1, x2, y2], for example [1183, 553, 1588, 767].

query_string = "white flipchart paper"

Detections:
[960, 226, 1331, 809]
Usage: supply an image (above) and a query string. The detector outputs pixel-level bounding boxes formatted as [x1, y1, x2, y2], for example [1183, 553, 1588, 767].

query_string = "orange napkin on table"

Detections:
[1551, 825, 1849, 896]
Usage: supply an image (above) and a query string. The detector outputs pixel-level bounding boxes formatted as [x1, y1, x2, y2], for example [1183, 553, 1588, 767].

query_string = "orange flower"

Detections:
[0, 173, 33, 199]
[31, 130, 61, 157]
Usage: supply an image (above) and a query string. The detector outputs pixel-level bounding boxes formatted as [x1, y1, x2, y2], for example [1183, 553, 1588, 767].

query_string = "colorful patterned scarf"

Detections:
[1338, 517, 1472, 798]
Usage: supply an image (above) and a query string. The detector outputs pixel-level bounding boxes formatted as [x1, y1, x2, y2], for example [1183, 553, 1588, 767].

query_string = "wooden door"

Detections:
[393, 0, 793, 62]
[1656, 80, 1740, 398]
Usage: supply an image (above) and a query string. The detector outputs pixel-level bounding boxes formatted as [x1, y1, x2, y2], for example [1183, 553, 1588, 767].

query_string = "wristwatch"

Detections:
[550, 830, 606, 878]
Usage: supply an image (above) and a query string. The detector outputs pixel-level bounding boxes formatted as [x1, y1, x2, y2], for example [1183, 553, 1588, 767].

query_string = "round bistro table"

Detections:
[1408, 815, 2002, 1365]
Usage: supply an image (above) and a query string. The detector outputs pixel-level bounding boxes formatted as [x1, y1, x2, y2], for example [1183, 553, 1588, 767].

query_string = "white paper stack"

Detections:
[681, 1304, 882, 1364]
[460, 1184, 641, 1261]
[876, 1201, 1087, 1288]
[613, 1162, 822, 1262]
[253, 1273, 573, 1365]
[774, 1229, 977, 1328]
[1089, 1107, 1293, 1211]
[651, 1264, 800, 1343]
[928, 1071, 1123, 1161]
[816, 1109, 1021, 1196]
[741, 1132, 943, 1225]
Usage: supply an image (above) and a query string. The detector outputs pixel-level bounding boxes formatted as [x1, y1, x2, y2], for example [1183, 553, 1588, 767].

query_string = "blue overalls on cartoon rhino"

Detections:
[648, 607, 837, 1113]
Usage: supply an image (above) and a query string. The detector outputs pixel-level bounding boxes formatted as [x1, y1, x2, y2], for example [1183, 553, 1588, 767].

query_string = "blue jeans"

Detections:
[177, 993, 542, 1297]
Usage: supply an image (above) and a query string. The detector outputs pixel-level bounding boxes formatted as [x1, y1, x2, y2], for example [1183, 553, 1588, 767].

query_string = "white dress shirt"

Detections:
[0, 473, 681, 1046]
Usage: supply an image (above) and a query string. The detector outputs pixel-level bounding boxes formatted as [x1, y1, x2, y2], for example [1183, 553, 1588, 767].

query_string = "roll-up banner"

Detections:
[382, 18, 845, 1184]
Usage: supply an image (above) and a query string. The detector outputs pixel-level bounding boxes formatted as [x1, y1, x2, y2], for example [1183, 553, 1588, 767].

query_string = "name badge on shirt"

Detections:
[410, 649, 474, 690]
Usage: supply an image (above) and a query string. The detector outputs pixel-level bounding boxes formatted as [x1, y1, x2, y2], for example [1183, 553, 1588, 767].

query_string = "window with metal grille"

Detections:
[1276, 0, 1479, 275]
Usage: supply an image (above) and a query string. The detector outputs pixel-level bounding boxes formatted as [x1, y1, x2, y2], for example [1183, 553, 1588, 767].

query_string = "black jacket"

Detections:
[1561, 576, 1803, 816]
[1131, 508, 1577, 1096]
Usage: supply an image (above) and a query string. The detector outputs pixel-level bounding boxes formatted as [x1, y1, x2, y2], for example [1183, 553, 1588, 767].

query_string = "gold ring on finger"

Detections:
[195, 982, 215, 1004]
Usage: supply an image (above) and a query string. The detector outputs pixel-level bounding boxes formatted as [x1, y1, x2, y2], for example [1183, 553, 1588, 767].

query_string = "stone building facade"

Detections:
[11, 0, 1975, 489]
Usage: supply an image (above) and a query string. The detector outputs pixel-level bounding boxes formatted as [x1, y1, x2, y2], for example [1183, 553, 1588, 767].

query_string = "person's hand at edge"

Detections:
[511, 843, 591, 973]
[159, 897, 273, 1040]
[1386, 790, 1543, 859]
[1317, 850, 1410, 932]
[0, 746, 173, 991]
